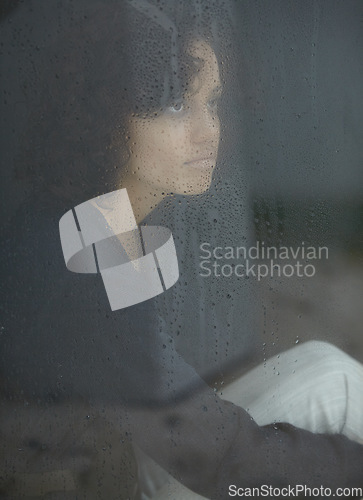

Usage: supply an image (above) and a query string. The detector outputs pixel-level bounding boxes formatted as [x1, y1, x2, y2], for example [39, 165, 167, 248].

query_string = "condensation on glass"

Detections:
[1, 1, 362, 498]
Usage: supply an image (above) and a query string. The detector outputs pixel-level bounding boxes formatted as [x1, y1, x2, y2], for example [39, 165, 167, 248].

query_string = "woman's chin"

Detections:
[174, 175, 213, 196]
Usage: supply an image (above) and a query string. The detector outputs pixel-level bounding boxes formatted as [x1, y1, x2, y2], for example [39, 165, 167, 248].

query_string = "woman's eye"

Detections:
[168, 101, 185, 113]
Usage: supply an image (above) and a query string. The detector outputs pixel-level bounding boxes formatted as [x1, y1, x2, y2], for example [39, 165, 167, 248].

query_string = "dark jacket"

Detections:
[1, 195, 362, 499]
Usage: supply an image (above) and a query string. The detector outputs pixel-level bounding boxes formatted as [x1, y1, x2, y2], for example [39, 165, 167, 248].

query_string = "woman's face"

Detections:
[126, 40, 222, 196]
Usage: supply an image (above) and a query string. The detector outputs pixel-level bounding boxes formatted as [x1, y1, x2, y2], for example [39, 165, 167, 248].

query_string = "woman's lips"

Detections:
[184, 156, 217, 167]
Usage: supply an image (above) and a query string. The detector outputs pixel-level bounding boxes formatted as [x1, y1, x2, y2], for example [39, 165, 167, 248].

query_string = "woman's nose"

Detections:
[191, 105, 220, 144]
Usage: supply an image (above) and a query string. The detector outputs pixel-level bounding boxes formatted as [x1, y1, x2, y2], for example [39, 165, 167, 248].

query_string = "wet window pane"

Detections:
[1, 1, 362, 498]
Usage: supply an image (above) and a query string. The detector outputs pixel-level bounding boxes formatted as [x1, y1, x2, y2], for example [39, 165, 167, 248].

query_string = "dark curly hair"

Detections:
[14, 0, 233, 208]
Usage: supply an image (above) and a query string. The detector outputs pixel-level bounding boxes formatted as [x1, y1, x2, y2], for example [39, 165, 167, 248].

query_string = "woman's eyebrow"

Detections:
[185, 82, 223, 100]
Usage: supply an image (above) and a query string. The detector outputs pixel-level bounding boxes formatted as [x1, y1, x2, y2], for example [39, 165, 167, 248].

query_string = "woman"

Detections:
[1, 1, 362, 498]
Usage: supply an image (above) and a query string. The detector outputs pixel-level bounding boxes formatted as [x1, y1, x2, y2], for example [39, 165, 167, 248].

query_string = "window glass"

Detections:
[1, 1, 362, 498]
